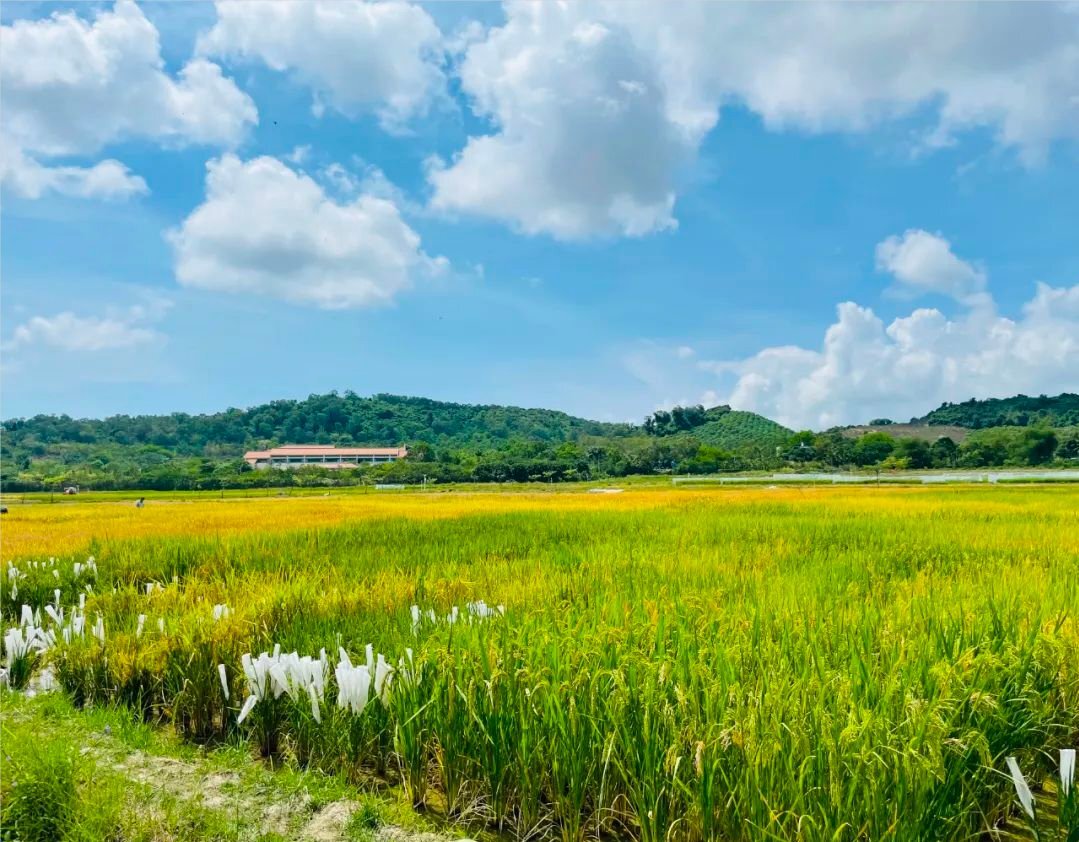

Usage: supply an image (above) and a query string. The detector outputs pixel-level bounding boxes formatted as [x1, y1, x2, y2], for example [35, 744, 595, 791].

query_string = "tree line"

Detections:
[3, 425, 1076, 492]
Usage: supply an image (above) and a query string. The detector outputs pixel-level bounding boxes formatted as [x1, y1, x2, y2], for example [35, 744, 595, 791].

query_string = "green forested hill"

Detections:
[917, 393, 1079, 428]
[2, 393, 634, 457]
[671, 410, 791, 449]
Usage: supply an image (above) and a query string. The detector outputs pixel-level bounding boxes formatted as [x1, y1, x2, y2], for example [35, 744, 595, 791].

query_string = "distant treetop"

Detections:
[916, 393, 1079, 429]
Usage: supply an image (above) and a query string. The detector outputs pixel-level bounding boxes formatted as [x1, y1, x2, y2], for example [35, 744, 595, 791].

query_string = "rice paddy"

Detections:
[2, 485, 1077, 840]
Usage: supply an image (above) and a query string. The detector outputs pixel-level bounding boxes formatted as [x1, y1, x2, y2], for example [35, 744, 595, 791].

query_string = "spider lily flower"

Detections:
[1006, 756, 1035, 819]
[1062, 748, 1076, 797]
[218, 663, 229, 700]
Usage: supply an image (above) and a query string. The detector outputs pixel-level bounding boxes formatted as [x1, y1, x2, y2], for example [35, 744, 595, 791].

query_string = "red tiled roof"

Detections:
[244, 445, 407, 459]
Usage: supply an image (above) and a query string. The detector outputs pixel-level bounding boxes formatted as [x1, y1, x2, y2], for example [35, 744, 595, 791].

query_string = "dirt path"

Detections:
[79, 730, 459, 842]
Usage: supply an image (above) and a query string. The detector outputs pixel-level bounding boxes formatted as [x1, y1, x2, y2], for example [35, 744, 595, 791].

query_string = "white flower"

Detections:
[1006, 756, 1035, 819]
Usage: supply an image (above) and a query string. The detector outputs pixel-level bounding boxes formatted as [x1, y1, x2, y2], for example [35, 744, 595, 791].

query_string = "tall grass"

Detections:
[2, 487, 1077, 839]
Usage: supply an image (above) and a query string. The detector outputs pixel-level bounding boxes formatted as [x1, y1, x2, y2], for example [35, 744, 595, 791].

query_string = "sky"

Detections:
[2, 1, 1078, 430]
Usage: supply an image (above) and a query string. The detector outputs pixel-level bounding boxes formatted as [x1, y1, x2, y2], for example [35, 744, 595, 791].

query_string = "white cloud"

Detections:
[170, 154, 447, 310]
[712, 280, 1079, 430]
[0, 141, 148, 201]
[0, 0, 256, 200]
[432, 2, 1079, 238]
[429, 6, 686, 239]
[5, 299, 171, 352]
[198, 0, 445, 128]
[875, 229, 987, 305]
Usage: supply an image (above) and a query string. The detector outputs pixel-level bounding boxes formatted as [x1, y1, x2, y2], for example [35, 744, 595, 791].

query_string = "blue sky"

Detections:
[2, 1, 1078, 429]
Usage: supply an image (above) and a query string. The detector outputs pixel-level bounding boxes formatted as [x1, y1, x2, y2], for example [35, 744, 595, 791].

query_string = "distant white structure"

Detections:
[243, 444, 408, 470]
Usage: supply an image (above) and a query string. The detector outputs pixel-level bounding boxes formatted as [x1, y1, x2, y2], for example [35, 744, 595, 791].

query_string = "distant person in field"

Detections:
[135, 497, 145, 508]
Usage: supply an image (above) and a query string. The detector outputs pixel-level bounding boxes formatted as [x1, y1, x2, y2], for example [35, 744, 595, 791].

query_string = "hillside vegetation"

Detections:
[2, 393, 634, 457]
[1, 395, 787, 491]
[918, 393, 1079, 428]
[3, 393, 1078, 492]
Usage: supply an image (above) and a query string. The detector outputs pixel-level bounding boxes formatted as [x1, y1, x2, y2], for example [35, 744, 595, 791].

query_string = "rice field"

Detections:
[2, 486, 1077, 840]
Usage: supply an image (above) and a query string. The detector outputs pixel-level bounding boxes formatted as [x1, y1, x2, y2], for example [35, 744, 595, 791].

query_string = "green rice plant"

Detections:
[5, 487, 1078, 840]
[391, 648, 432, 807]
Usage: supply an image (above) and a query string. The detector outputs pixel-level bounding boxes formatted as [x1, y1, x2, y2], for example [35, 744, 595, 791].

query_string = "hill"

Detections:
[642, 404, 791, 450]
[672, 409, 792, 449]
[1, 393, 635, 458]
[0, 394, 796, 491]
[916, 393, 1079, 429]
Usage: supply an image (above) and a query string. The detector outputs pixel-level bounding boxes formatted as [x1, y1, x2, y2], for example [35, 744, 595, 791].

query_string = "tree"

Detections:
[1057, 432, 1079, 461]
[853, 432, 895, 466]
[895, 438, 932, 469]
[406, 441, 435, 462]
[1018, 429, 1057, 465]
[930, 437, 958, 468]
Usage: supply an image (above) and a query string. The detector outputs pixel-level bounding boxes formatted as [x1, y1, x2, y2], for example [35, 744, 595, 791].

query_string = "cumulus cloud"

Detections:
[5, 299, 171, 352]
[0, 141, 147, 201]
[875, 229, 988, 306]
[432, 2, 1079, 238]
[170, 154, 447, 310]
[198, 0, 445, 128]
[0, 0, 256, 199]
[708, 245, 1079, 430]
[429, 6, 686, 239]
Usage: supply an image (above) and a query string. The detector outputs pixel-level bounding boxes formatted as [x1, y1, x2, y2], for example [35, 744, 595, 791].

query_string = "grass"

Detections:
[1, 486, 1077, 841]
